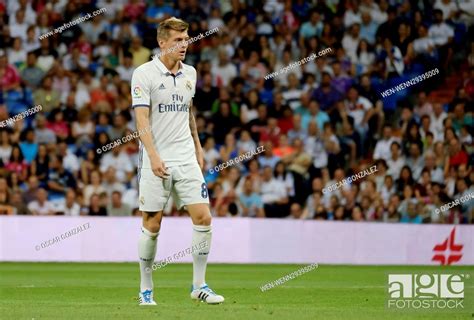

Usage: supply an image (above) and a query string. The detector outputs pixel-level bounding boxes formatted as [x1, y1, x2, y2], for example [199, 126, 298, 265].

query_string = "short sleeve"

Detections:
[131, 68, 151, 108]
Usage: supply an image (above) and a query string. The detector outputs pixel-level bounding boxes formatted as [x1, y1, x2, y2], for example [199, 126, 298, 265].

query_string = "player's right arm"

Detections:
[131, 67, 169, 179]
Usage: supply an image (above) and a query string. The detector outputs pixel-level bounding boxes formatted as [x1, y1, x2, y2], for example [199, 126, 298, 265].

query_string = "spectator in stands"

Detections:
[211, 49, 237, 88]
[430, 103, 448, 141]
[406, 143, 425, 181]
[5, 145, 28, 182]
[0, 50, 21, 91]
[33, 76, 61, 114]
[287, 114, 307, 143]
[47, 155, 77, 202]
[101, 167, 126, 197]
[72, 108, 94, 152]
[107, 190, 131, 216]
[211, 102, 240, 145]
[260, 166, 289, 218]
[258, 142, 280, 170]
[27, 188, 54, 215]
[342, 23, 361, 63]
[21, 52, 44, 89]
[400, 199, 423, 223]
[30, 144, 49, 183]
[383, 37, 404, 77]
[9, 190, 30, 215]
[0, 130, 12, 163]
[129, 37, 151, 67]
[62, 189, 81, 216]
[238, 177, 264, 218]
[34, 114, 56, 145]
[428, 9, 454, 67]
[84, 170, 106, 206]
[373, 125, 396, 161]
[88, 193, 107, 216]
[447, 136, 469, 172]
[0, 186, 13, 215]
[301, 100, 329, 132]
[47, 110, 70, 142]
[288, 203, 304, 219]
[19, 128, 38, 164]
[359, 11, 377, 45]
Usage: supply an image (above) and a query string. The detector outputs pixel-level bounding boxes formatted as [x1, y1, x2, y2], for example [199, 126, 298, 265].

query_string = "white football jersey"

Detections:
[131, 57, 197, 169]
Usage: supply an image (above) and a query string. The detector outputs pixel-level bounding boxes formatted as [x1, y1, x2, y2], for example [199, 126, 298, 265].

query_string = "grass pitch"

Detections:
[0, 263, 472, 319]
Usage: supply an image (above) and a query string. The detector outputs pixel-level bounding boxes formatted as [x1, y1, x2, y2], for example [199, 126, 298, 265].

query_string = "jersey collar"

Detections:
[153, 56, 184, 77]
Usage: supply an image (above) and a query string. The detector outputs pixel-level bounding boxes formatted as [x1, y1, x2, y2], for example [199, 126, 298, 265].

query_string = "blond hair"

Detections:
[157, 17, 189, 40]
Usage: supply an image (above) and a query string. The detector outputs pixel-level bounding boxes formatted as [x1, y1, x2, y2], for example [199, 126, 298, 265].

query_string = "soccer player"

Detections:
[131, 17, 224, 305]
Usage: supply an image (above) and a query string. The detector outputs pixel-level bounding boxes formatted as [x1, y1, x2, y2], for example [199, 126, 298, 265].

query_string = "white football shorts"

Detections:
[138, 163, 210, 212]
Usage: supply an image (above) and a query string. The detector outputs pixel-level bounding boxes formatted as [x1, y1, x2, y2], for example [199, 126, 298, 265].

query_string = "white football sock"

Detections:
[191, 224, 212, 288]
[138, 227, 158, 292]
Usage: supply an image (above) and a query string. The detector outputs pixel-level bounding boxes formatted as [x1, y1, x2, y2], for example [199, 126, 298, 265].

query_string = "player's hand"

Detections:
[150, 154, 169, 179]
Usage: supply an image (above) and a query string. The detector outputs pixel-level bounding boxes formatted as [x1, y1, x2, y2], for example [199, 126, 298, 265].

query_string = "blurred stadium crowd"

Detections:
[0, 0, 473, 223]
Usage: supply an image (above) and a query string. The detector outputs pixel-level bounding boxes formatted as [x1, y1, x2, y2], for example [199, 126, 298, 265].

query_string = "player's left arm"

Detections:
[189, 100, 204, 170]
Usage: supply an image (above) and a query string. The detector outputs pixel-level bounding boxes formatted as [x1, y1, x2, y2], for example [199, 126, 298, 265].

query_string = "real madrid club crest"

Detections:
[186, 80, 192, 91]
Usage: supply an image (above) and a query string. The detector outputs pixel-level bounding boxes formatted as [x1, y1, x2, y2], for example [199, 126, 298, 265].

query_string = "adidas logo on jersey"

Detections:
[159, 84, 166, 90]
